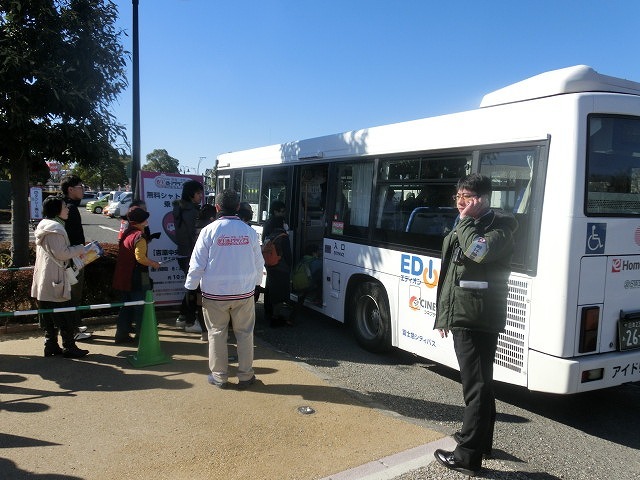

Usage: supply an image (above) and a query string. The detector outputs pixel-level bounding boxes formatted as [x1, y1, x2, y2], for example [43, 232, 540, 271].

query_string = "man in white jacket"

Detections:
[185, 189, 264, 390]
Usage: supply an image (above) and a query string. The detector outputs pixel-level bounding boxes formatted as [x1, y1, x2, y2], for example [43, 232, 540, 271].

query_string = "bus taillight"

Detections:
[579, 307, 600, 353]
[581, 368, 604, 383]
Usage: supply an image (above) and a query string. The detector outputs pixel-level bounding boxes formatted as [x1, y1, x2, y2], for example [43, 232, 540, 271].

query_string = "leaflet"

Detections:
[72, 241, 104, 269]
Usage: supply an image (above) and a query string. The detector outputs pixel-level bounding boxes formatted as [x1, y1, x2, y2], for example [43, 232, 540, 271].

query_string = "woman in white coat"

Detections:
[31, 196, 88, 358]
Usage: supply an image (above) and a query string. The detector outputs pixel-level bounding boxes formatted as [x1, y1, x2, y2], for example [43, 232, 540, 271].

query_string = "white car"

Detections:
[104, 192, 133, 218]
[78, 192, 97, 207]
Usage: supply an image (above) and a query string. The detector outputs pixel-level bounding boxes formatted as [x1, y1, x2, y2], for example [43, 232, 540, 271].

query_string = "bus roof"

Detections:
[480, 65, 640, 108]
[217, 65, 640, 167]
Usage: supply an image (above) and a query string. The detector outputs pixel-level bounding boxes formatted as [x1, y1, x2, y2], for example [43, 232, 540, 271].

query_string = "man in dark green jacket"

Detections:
[433, 173, 517, 476]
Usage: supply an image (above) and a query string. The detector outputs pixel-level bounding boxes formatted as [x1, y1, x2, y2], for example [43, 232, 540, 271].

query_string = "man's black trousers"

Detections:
[452, 329, 499, 470]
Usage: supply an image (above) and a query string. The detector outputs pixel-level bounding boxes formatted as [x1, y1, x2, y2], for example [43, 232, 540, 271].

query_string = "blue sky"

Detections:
[112, 0, 640, 173]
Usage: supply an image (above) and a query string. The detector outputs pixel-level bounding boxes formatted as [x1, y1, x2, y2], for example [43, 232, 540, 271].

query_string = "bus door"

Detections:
[289, 165, 329, 307]
[295, 165, 329, 258]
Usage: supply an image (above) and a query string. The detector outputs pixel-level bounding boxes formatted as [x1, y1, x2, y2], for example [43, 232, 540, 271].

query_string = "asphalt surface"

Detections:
[0, 304, 549, 480]
[1, 307, 454, 480]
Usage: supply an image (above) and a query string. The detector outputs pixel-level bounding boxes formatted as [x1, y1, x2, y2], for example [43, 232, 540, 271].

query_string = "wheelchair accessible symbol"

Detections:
[585, 223, 606, 254]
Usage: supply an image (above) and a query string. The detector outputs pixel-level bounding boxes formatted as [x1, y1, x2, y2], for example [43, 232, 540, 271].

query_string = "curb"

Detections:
[321, 436, 457, 480]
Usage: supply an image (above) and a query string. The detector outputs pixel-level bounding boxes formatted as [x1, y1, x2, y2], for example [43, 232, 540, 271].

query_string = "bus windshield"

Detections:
[587, 115, 640, 215]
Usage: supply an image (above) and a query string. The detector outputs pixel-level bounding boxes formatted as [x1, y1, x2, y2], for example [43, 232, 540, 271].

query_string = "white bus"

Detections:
[215, 65, 640, 394]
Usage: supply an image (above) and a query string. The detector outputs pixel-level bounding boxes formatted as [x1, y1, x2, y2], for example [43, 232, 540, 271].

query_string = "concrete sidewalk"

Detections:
[0, 309, 449, 480]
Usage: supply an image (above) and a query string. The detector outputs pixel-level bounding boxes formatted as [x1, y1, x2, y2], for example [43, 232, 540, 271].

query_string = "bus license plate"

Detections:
[618, 318, 640, 351]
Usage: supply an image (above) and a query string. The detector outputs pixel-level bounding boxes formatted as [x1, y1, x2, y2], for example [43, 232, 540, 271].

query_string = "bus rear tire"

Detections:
[350, 281, 392, 353]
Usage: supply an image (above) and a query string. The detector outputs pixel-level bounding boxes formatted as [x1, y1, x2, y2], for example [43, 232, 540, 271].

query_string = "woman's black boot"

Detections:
[62, 344, 89, 358]
[44, 328, 63, 357]
[44, 342, 63, 357]
[61, 327, 89, 358]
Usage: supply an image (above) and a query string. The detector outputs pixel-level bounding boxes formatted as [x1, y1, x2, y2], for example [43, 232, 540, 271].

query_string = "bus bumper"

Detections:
[528, 349, 640, 394]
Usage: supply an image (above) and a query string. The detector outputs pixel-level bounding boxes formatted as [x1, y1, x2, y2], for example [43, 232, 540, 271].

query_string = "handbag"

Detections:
[43, 246, 78, 285]
[65, 265, 78, 285]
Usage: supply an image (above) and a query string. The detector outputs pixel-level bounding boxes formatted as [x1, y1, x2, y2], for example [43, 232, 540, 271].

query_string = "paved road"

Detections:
[255, 306, 640, 480]
[1, 312, 446, 480]
[0, 208, 119, 245]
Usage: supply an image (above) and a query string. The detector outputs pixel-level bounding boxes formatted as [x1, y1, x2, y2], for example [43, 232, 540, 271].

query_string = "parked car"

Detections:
[105, 192, 132, 218]
[78, 192, 97, 207]
[86, 193, 111, 214]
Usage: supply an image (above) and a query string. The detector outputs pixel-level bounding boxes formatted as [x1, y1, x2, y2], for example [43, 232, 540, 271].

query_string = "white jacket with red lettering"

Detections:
[184, 215, 264, 300]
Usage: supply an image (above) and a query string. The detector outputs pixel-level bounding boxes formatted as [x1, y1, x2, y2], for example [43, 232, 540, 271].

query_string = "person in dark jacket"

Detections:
[172, 180, 204, 331]
[261, 201, 291, 325]
[433, 173, 518, 477]
[263, 214, 292, 327]
[61, 175, 91, 341]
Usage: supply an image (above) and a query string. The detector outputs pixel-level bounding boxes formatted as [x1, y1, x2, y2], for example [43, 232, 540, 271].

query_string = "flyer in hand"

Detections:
[72, 241, 104, 270]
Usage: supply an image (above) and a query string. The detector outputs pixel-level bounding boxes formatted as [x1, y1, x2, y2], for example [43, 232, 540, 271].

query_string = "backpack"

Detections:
[262, 232, 287, 267]
[292, 258, 313, 292]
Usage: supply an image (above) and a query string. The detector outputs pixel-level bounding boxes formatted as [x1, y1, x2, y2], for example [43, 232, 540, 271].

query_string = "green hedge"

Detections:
[0, 242, 121, 324]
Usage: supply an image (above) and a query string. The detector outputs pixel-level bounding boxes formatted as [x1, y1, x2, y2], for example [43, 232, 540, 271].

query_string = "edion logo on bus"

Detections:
[400, 254, 439, 288]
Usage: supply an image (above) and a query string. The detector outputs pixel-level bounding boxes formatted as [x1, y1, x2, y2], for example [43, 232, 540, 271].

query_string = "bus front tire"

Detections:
[350, 282, 392, 353]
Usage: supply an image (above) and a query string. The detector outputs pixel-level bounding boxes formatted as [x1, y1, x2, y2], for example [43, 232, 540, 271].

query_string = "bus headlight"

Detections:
[579, 306, 599, 353]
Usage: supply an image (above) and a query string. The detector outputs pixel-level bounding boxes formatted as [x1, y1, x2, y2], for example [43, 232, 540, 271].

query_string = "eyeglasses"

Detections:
[452, 193, 479, 201]
[70, 185, 84, 189]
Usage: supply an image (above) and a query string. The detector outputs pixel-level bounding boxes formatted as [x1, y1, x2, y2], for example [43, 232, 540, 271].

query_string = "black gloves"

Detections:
[185, 289, 198, 307]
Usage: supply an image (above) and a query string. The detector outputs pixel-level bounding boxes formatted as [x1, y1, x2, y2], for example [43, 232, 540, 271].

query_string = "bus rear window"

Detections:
[587, 116, 640, 215]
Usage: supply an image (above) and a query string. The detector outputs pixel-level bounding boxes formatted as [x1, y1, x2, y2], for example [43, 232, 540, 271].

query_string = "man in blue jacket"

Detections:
[433, 173, 518, 476]
[184, 189, 264, 390]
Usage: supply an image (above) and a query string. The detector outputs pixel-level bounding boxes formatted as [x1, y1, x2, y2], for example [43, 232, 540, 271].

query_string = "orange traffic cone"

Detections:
[128, 290, 171, 367]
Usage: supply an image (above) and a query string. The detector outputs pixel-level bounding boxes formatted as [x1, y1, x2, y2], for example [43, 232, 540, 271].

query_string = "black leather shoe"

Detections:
[433, 449, 478, 476]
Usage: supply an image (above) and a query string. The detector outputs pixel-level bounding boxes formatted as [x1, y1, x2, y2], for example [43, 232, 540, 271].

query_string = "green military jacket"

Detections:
[434, 210, 518, 333]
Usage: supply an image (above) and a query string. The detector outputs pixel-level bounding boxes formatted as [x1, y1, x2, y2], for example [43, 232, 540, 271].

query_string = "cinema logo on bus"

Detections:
[408, 295, 437, 316]
[611, 258, 640, 273]
[400, 254, 439, 288]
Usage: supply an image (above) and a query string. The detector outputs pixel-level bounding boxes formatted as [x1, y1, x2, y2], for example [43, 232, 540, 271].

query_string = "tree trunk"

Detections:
[10, 159, 31, 267]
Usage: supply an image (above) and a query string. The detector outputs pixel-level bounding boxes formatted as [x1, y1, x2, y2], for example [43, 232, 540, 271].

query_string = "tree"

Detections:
[73, 148, 129, 190]
[0, 0, 128, 266]
[142, 149, 180, 173]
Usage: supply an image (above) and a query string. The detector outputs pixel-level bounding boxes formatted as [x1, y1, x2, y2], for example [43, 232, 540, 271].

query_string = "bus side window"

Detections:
[404, 207, 457, 250]
[331, 163, 372, 238]
[480, 147, 542, 272]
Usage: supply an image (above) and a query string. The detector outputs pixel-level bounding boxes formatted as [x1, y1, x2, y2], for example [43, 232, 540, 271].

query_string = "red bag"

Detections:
[262, 232, 287, 267]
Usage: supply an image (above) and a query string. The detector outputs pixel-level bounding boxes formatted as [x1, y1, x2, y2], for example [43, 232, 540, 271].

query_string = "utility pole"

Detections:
[131, 0, 141, 199]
